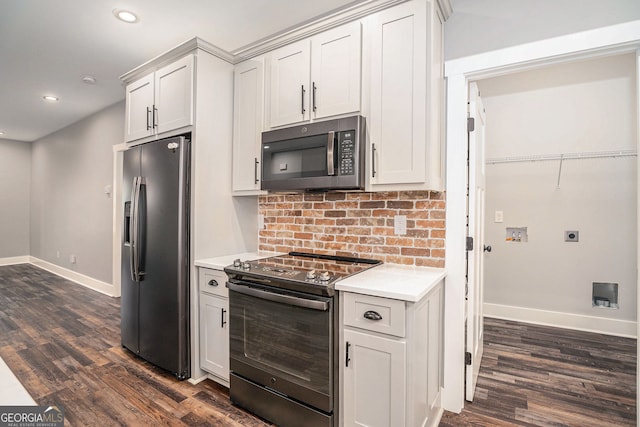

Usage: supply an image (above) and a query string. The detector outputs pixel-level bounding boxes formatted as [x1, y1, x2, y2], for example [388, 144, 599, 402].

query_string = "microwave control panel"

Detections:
[338, 130, 356, 175]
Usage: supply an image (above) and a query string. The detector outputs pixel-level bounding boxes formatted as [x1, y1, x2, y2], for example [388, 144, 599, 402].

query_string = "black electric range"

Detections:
[223, 251, 382, 296]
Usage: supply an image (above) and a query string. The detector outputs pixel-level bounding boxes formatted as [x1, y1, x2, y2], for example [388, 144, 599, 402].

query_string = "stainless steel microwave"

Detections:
[261, 115, 365, 192]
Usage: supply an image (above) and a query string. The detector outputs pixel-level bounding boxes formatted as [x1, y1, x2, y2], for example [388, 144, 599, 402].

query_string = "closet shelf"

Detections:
[486, 149, 637, 165]
[485, 149, 637, 189]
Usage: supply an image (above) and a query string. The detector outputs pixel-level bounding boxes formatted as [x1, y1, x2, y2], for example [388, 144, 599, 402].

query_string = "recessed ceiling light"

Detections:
[0, 131, 5, 136]
[81, 75, 97, 85]
[43, 95, 59, 102]
[113, 9, 139, 23]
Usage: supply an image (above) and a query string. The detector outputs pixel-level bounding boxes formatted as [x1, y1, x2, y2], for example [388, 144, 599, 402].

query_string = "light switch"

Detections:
[494, 210, 504, 223]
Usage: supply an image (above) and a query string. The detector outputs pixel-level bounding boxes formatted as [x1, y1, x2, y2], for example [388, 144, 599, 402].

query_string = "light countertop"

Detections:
[195, 251, 281, 270]
[336, 264, 446, 302]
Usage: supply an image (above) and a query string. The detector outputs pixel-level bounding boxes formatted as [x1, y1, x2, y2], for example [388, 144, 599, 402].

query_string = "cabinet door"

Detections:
[366, 0, 427, 186]
[343, 329, 406, 427]
[233, 59, 265, 194]
[268, 39, 311, 127]
[199, 293, 229, 381]
[310, 21, 361, 120]
[124, 73, 154, 142]
[155, 55, 194, 134]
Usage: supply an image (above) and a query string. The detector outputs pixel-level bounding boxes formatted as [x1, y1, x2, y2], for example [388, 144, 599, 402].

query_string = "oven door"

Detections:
[228, 280, 333, 412]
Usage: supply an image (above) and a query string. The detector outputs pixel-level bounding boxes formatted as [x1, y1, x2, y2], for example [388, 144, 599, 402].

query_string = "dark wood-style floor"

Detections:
[440, 317, 637, 427]
[0, 264, 636, 426]
[0, 264, 270, 426]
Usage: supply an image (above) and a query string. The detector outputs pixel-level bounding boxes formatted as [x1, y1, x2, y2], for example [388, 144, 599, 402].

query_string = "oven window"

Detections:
[262, 134, 329, 181]
[229, 287, 332, 396]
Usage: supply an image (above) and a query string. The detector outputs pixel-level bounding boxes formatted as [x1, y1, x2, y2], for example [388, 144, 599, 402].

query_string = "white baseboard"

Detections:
[29, 257, 117, 297]
[0, 256, 30, 266]
[484, 303, 637, 338]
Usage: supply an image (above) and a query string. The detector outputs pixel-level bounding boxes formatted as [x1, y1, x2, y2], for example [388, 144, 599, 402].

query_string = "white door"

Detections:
[154, 55, 194, 134]
[465, 81, 486, 402]
[232, 59, 265, 194]
[199, 293, 229, 380]
[310, 21, 361, 120]
[268, 40, 310, 127]
[366, 0, 427, 186]
[124, 73, 154, 142]
[343, 329, 406, 427]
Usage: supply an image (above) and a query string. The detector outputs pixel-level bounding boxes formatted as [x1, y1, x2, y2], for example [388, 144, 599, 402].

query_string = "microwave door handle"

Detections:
[327, 131, 335, 176]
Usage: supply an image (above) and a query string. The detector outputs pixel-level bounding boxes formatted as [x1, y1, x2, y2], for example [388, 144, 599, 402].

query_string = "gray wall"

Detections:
[0, 139, 31, 258]
[479, 53, 637, 325]
[445, 0, 640, 60]
[30, 101, 124, 283]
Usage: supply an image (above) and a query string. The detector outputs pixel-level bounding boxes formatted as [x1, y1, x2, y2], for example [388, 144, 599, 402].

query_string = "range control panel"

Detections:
[339, 130, 356, 175]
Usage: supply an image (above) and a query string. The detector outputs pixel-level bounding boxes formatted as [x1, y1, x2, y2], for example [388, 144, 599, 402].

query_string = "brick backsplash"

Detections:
[258, 191, 445, 267]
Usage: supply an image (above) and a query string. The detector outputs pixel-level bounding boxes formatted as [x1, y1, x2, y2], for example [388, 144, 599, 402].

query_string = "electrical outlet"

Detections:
[564, 230, 579, 242]
[70, 254, 77, 264]
[394, 215, 407, 235]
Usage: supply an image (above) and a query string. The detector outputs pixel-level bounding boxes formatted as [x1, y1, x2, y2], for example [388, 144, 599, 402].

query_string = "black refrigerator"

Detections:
[121, 134, 190, 380]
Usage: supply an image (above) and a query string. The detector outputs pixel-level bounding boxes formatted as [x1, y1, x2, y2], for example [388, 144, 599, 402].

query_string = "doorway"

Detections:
[443, 27, 640, 417]
[478, 53, 637, 335]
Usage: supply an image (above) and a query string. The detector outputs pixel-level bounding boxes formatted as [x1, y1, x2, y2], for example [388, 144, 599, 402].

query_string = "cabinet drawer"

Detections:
[199, 268, 229, 298]
[343, 293, 405, 337]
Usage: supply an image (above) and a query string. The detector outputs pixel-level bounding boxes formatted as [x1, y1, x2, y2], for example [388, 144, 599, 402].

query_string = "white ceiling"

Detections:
[0, 0, 367, 142]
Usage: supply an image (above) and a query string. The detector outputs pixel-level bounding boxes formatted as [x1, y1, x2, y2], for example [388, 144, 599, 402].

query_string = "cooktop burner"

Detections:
[224, 251, 382, 296]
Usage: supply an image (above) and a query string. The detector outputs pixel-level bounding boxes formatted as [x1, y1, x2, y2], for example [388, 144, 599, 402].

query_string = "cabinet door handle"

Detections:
[254, 157, 259, 184]
[301, 85, 306, 115]
[345, 341, 351, 367]
[221, 308, 227, 328]
[152, 105, 158, 129]
[363, 310, 382, 321]
[372, 143, 377, 178]
[146, 107, 152, 131]
[312, 82, 317, 112]
[208, 279, 219, 287]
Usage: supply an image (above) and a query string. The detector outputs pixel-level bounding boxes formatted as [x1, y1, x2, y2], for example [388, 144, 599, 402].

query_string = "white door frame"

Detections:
[443, 20, 640, 414]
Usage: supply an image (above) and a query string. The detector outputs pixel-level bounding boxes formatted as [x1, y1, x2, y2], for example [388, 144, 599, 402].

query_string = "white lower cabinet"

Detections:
[343, 329, 406, 426]
[340, 281, 444, 427]
[198, 268, 229, 386]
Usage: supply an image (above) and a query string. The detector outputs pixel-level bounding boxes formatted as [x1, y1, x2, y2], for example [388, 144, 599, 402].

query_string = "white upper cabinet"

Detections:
[310, 21, 361, 120]
[125, 55, 194, 142]
[155, 56, 194, 134]
[267, 21, 361, 129]
[364, 0, 444, 191]
[125, 73, 154, 142]
[232, 58, 266, 195]
[268, 40, 311, 127]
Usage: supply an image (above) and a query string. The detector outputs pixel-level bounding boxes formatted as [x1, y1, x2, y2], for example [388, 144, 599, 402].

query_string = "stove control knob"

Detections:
[319, 271, 331, 282]
[242, 262, 251, 270]
[306, 270, 317, 280]
[233, 258, 242, 268]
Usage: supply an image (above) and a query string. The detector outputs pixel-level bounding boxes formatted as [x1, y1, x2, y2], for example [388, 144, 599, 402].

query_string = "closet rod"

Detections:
[486, 149, 637, 165]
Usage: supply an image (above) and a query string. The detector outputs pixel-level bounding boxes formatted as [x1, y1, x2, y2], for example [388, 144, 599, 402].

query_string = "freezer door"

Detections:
[121, 146, 141, 353]
[138, 136, 190, 378]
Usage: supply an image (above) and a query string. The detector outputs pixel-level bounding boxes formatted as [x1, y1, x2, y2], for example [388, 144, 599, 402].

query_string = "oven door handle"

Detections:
[227, 282, 329, 311]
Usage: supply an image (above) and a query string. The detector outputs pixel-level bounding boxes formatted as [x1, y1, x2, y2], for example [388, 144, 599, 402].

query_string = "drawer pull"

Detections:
[363, 310, 382, 321]
[208, 279, 219, 287]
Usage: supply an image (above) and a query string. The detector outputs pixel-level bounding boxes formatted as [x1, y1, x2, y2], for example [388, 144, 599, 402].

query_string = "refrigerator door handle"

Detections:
[129, 177, 140, 281]
[130, 176, 145, 282]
